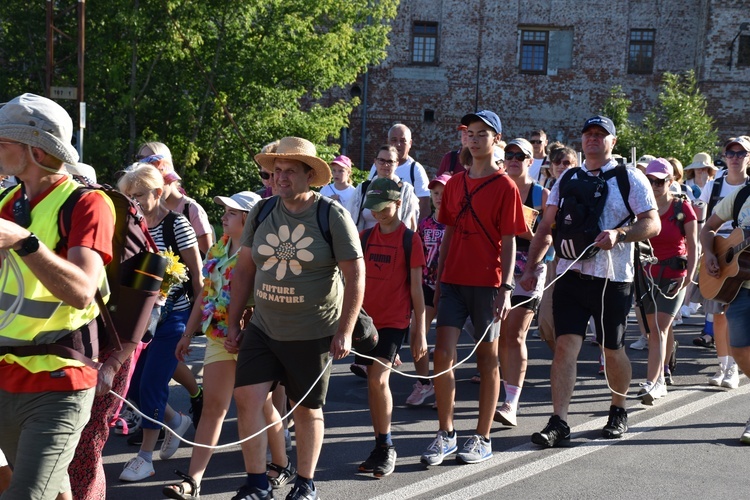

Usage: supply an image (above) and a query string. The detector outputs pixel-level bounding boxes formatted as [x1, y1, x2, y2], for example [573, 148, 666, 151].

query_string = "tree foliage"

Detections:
[602, 71, 719, 165]
[0, 0, 397, 220]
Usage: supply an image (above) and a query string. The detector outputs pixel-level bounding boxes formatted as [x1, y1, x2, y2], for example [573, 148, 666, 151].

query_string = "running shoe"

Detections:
[602, 405, 628, 439]
[531, 415, 570, 448]
[420, 430, 457, 466]
[405, 381, 434, 406]
[456, 434, 492, 464]
[160, 413, 192, 460]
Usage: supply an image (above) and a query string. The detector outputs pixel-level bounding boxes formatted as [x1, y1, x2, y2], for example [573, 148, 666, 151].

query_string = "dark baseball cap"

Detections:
[460, 110, 502, 134]
[364, 177, 401, 212]
[582, 115, 617, 137]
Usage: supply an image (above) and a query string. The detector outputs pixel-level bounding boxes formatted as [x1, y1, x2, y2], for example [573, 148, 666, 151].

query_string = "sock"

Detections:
[418, 378, 431, 386]
[704, 318, 714, 335]
[446, 429, 456, 438]
[727, 355, 736, 368]
[137, 450, 152, 463]
[664, 365, 671, 375]
[295, 475, 314, 490]
[480, 435, 490, 443]
[720, 355, 729, 368]
[505, 384, 521, 408]
[377, 432, 393, 447]
[167, 412, 181, 429]
[245, 472, 269, 491]
[190, 385, 203, 399]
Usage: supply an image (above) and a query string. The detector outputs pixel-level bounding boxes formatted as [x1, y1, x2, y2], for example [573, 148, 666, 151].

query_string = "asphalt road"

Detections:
[99, 311, 749, 499]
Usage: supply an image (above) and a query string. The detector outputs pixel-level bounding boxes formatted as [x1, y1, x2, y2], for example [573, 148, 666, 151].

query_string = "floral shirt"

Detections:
[200, 235, 244, 339]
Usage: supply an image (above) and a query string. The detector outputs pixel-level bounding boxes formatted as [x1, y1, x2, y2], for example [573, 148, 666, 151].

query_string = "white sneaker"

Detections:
[119, 456, 154, 482]
[722, 364, 740, 389]
[159, 413, 192, 460]
[420, 430, 457, 466]
[673, 316, 683, 326]
[689, 302, 702, 315]
[709, 364, 726, 386]
[741, 418, 750, 445]
[629, 336, 648, 350]
[679, 305, 692, 318]
[405, 380, 435, 406]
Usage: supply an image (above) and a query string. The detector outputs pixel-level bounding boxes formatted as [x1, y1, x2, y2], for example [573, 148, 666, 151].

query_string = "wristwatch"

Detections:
[15, 233, 40, 256]
[616, 229, 627, 243]
[501, 283, 515, 291]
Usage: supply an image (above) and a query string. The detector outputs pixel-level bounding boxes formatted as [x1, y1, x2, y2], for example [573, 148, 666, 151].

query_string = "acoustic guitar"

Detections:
[699, 226, 750, 303]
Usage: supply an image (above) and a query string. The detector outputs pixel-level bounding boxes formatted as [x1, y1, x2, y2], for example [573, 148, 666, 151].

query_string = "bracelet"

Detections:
[181, 333, 195, 339]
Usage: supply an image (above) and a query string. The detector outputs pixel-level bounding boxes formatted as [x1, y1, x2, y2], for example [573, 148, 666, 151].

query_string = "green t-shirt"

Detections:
[241, 192, 362, 341]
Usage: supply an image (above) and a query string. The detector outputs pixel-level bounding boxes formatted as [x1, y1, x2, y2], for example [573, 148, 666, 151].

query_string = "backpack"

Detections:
[552, 165, 633, 260]
[360, 226, 414, 284]
[448, 150, 460, 174]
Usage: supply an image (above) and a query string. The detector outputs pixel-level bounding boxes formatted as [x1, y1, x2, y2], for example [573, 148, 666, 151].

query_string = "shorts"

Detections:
[354, 327, 408, 365]
[553, 272, 633, 350]
[726, 288, 750, 348]
[436, 282, 500, 342]
[204, 335, 238, 365]
[423, 283, 435, 309]
[512, 259, 546, 300]
[511, 292, 540, 312]
[235, 324, 332, 409]
[637, 274, 686, 317]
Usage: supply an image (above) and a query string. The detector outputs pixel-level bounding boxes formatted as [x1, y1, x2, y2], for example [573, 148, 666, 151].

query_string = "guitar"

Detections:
[699, 227, 750, 303]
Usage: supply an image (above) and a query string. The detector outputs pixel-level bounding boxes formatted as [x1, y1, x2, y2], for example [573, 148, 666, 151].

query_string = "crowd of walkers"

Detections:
[1, 93, 749, 500]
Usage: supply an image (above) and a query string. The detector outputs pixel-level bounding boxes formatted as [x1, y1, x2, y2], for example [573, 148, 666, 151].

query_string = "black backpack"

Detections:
[553, 165, 633, 260]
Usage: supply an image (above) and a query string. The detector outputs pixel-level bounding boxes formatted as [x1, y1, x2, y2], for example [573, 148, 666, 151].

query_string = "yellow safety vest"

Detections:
[0, 179, 113, 372]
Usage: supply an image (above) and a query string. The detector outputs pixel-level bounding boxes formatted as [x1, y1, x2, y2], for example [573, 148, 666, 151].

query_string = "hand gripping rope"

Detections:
[109, 240, 656, 450]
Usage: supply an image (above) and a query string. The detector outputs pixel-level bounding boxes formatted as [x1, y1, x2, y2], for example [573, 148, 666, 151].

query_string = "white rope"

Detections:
[0, 249, 25, 329]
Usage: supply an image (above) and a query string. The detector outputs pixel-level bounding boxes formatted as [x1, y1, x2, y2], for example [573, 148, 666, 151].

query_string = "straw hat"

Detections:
[254, 137, 331, 187]
[684, 152, 717, 171]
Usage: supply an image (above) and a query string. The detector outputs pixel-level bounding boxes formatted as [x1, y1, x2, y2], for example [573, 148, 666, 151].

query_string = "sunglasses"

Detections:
[259, 171, 272, 180]
[552, 160, 574, 167]
[648, 177, 667, 187]
[12, 183, 31, 228]
[724, 150, 748, 159]
[529, 140, 543, 145]
[504, 152, 528, 161]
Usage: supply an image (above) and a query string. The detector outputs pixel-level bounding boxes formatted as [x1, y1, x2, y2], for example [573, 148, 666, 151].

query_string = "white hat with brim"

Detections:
[684, 152, 717, 171]
[0, 93, 79, 165]
[254, 137, 331, 187]
[214, 191, 261, 211]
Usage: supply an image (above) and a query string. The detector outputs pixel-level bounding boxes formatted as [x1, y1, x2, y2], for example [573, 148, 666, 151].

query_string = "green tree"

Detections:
[0, 0, 397, 220]
[602, 72, 719, 165]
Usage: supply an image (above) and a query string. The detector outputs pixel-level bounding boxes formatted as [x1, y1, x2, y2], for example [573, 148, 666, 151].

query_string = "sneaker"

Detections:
[639, 380, 667, 405]
[160, 413, 193, 460]
[114, 404, 142, 436]
[664, 368, 674, 386]
[119, 456, 155, 482]
[679, 305, 692, 318]
[371, 446, 397, 478]
[231, 484, 274, 500]
[629, 335, 648, 350]
[405, 381, 435, 406]
[456, 434, 492, 464]
[531, 415, 570, 448]
[285, 481, 317, 500]
[420, 430, 457, 466]
[493, 402, 517, 426]
[693, 334, 715, 348]
[358, 447, 379, 473]
[672, 317, 683, 326]
[189, 385, 204, 430]
[126, 426, 165, 446]
[741, 418, 750, 445]
[602, 405, 628, 439]
[349, 363, 367, 379]
[722, 364, 740, 389]
[709, 364, 726, 386]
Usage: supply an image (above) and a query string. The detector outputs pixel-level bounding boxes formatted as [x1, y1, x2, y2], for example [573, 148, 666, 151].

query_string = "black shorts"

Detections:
[235, 324, 332, 409]
[354, 327, 408, 366]
[511, 293, 540, 313]
[423, 284, 435, 309]
[552, 272, 633, 350]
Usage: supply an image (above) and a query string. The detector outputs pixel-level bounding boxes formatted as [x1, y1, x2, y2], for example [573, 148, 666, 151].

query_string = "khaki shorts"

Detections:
[204, 335, 238, 365]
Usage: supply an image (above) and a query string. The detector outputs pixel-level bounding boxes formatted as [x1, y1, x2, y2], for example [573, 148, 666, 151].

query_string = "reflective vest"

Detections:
[0, 178, 112, 372]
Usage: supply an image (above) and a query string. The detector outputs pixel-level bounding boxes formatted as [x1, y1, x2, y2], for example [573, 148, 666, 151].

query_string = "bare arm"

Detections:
[330, 257, 365, 360]
[197, 233, 213, 256]
[683, 219, 699, 289]
[518, 205, 556, 291]
[700, 213, 726, 277]
[409, 267, 427, 362]
[493, 234, 516, 321]
[594, 209, 661, 250]
[225, 247, 256, 352]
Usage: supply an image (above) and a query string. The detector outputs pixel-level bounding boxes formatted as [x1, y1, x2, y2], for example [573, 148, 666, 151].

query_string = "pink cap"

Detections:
[330, 155, 353, 170]
[428, 173, 452, 189]
[645, 158, 673, 179]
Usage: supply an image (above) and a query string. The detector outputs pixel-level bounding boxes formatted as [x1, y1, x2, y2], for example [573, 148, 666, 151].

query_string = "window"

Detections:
[628, 29, 655, 74]
[520, 30, 548, 74]
[412, 22, 438, 65]
[738, 35, 750, 67]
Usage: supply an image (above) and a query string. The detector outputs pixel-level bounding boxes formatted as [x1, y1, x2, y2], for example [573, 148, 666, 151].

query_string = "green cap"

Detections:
[364, 177, 401, 212]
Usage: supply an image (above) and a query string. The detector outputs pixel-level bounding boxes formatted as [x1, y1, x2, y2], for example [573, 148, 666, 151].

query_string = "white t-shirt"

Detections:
[699, 171, 748, 236]
[320, 184, 356, 208]
[529, 158, 547, 184]
[367, 156, 430, 197]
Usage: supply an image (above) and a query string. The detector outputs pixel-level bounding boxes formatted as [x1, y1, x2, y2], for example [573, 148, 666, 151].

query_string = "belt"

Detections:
[573, 271, 604, 281]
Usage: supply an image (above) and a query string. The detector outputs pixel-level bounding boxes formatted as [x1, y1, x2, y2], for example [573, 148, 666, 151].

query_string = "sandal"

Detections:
[267, 457, 297, 489]
[470, 372, 481, 384]
[163, 470, 200, 499]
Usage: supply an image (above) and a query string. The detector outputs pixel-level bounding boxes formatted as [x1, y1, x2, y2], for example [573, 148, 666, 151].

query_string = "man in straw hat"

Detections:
[226, 136, 364, 500]
[0, 93, 115, 498]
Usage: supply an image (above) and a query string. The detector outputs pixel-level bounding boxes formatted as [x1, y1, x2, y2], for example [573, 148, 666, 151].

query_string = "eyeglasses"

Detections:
[648, 177, 667, 187]
[259, 171, 272, 180]
[724, 150, 748, 159]
[551, 160, 574, 167]
[529, 140, 543, 145]
[504, 152, 528, 161]
[375, 158, 397, 166]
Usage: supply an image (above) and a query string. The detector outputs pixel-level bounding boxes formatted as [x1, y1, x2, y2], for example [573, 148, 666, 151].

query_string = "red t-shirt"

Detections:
[438, 170, 527, 287]
[0, 177, 114, 393]
[361, 224, 425, 330]
[646, 198, 697, 280]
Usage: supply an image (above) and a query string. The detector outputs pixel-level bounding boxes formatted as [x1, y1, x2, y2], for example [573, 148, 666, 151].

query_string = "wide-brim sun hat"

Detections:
[0, 93, 79, 165]
[254, 137, 331, 187]
[684, 152, 717, 171]
[214, 191, 261, 211]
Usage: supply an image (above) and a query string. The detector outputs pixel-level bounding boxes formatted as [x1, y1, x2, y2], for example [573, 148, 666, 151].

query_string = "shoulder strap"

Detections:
[707, 171, 726, 217]
[359, 227, 374, 254]
[56, 187, 89, 253]
[403, 227, 414, 285]
[253, 196, 278, 231]
[316, 195, 334, 256]
[732, 184, 750, 228]
[614, 166, 634, 222]
[182, 199, 192, 219]
[670, 195, 687, 236]
[558, 166, 580, 192]
[449, 150, 459, 174]
[531, 182, 543, 209]
[355, 180, 371, 226]
[410, 160, 416, 186]
[161, 211, 180, 252]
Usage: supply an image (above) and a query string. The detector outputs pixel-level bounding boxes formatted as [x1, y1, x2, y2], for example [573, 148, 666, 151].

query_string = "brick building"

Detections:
[342, 0, 750, 174]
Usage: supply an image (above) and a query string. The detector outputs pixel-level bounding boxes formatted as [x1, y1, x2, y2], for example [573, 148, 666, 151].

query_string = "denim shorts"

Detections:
[726, 287, 750, 348]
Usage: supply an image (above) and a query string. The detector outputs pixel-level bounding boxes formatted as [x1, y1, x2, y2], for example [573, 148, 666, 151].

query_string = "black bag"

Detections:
[553, 166, 633, 260]
[351, 308, 378, 353]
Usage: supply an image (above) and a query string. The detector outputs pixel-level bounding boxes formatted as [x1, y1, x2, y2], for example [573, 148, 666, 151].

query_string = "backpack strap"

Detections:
[56, 187, 88, 253]
[253, 196, 278, 231]
[355, 180, 371, 227]
[448, 150, 459, 174]
[403, 227, 414, 285]
[669, 194, 688, 236]
[316, 195, 334, 257]
[182, 199, 192, 220]
[531, 182, 543, 209]
[707, 171, 726, 218]
[601, 165, 634, 227]
[409, 160, 416, 186]
[732, 184, 750, 228]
